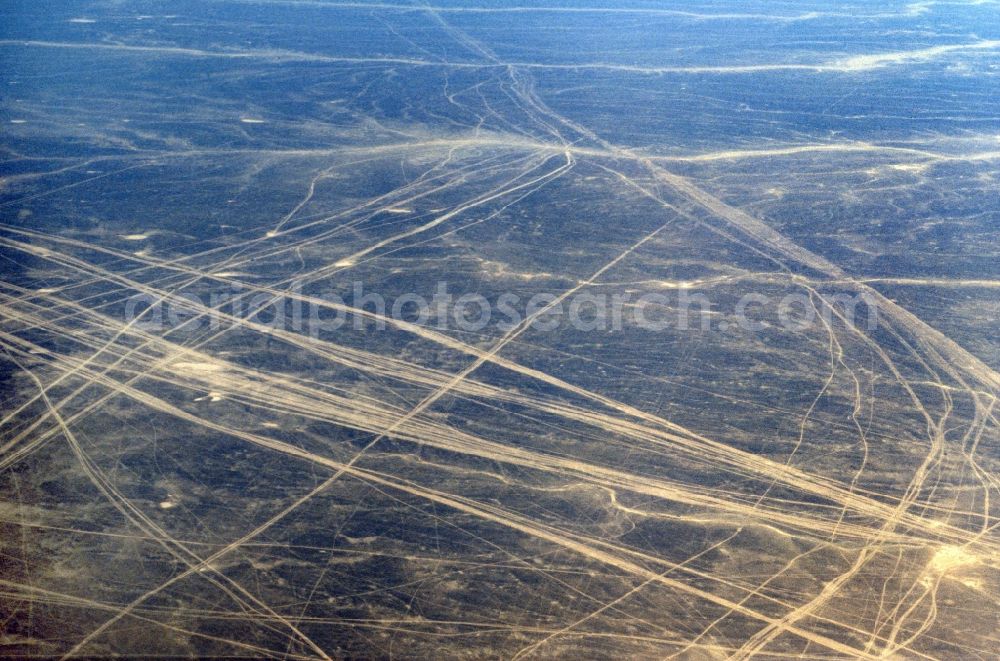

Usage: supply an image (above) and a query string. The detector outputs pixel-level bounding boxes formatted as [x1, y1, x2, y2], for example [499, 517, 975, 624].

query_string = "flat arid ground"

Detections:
[1, 1, 999, 658]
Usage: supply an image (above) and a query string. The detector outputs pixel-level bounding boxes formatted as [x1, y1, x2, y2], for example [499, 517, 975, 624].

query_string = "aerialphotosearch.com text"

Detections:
[124, 281, 879, 337]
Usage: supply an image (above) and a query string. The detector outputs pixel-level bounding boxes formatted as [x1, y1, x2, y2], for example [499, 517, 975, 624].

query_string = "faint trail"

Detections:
[511, 529, 743, 660]
[4, 350, 334, 661]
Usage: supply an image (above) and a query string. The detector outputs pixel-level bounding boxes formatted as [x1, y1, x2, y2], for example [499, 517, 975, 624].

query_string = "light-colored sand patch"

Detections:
[479, 259, 556, 281]
[653, 280, 696, 289]
[929, 545, 977, 574]
[172, 361, 226, 373]
[889, 163, 930, 174]
[835, 39, 1000, 71]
